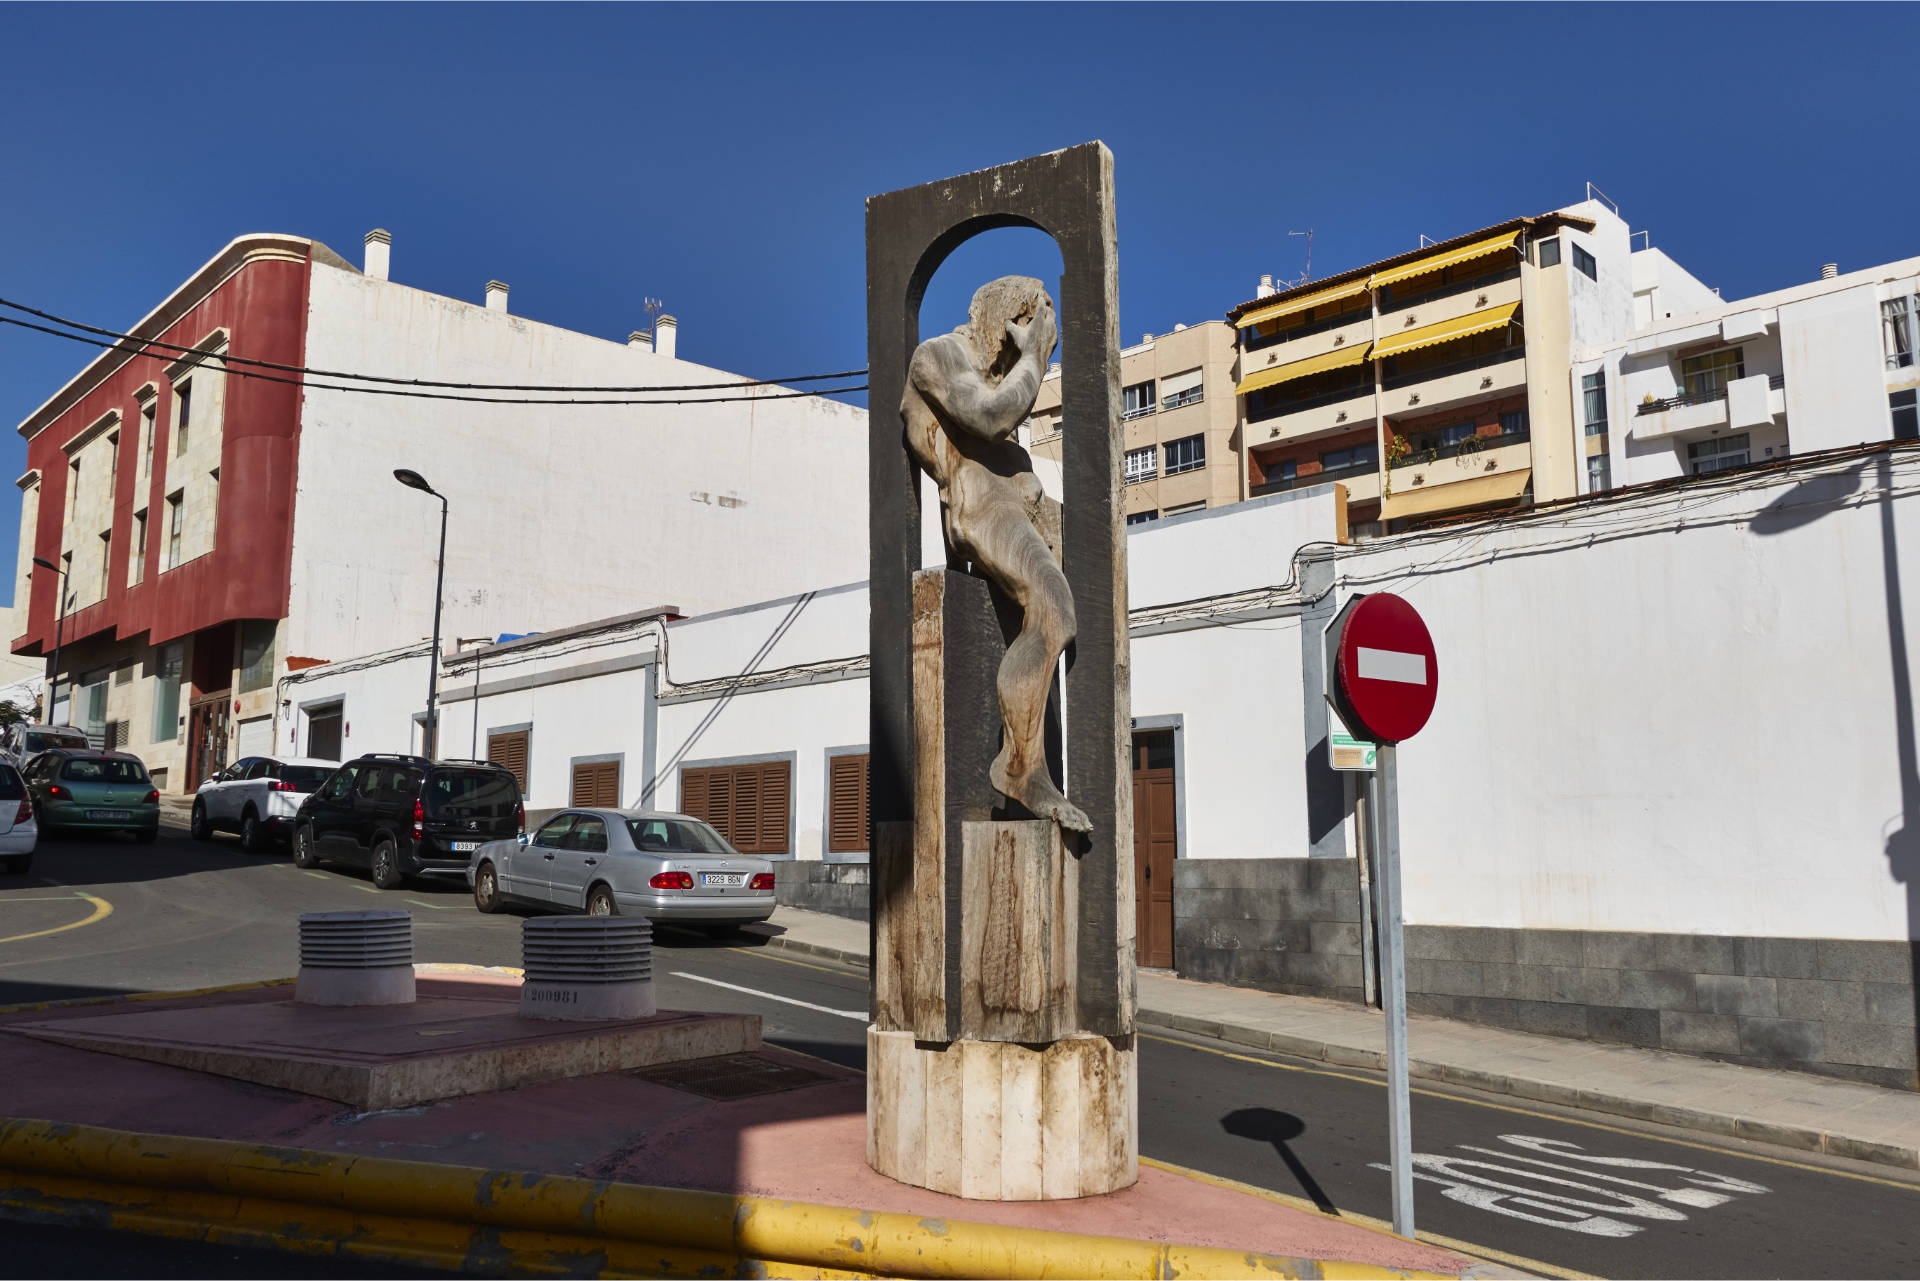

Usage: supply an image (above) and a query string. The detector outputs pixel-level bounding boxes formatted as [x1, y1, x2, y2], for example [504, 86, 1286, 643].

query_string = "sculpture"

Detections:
[901, 277, 1089, 834]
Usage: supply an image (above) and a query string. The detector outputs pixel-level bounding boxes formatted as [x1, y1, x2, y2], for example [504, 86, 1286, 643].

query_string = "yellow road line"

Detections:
[1141, 1031, 1920, 1191]
[735, 945, 867, 979]
[1137, 1155, 1597, 1281]
[0, 892, 111, 946]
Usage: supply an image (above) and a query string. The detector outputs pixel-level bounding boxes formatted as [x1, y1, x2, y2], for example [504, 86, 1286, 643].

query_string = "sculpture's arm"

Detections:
[910, 304, 1055, 444]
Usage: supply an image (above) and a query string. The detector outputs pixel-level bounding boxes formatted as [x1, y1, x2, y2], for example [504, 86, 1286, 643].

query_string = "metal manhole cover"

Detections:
[631, 1053, 830, 1100]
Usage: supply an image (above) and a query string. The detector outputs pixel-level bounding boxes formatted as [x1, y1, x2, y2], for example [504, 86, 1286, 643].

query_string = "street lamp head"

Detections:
[393, 469, 437, 496]
[31, 557, 56, 573]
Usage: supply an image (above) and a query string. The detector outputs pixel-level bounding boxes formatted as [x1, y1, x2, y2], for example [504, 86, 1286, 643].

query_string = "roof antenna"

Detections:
[1418, 234, 1436, 248]
[644, 296, 664, 333]
[1287, 228, 1313, 286]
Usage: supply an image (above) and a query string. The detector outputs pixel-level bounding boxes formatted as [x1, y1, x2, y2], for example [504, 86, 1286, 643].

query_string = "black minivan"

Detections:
[293, 754, 524, 889]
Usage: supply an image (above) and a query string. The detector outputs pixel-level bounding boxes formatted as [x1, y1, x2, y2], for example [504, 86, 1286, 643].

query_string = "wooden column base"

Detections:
[866, 1027, 1137, 1200]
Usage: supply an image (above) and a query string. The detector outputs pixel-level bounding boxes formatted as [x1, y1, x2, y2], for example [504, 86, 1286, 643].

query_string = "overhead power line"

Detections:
[0, 316, 867, 407]
[0, 295, 867, 392]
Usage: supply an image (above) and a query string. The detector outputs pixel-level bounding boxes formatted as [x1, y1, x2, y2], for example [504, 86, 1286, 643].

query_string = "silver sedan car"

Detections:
[466, 807, 776, 931]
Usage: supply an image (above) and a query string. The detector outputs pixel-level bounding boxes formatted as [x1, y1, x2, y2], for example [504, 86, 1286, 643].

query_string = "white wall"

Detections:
[288, 264, 869, 666]
[1780, 284, 1894, 454]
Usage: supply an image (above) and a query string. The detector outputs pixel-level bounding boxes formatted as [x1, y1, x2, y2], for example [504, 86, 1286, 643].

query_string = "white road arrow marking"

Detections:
[1358, 647, 1428, 685]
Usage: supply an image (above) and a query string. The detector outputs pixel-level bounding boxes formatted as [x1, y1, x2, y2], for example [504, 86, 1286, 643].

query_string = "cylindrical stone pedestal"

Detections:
[520, 917, 656, 1021]
[866, 1028, 1137, 1200]
[296, 910, 415, 1006]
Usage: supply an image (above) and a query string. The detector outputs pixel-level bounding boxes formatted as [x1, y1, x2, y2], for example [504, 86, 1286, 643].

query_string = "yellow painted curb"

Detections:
[0, 1117, 1459, 1279]
[0, 976, 293, 1017]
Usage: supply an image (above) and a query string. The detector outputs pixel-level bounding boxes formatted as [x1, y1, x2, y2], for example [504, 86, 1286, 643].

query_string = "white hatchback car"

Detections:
[0, 761, 37, 874]
[191, 755, 340, 852]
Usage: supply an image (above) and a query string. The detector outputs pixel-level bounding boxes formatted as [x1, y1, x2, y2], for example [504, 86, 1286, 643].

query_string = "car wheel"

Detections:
[240, 809, 267, 854]
[292, 825, 318, 868]
[586, 883, 617, 917]
[133, 829, 157, 845]
[189, 800, 211, 841]
[473, 862, 503, 913]
[371, 837, 404, 890]
[4, 855, 29, 875]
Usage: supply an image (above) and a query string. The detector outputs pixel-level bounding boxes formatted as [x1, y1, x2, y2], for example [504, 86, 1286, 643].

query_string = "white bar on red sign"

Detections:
[1357, 647, 1427, 686]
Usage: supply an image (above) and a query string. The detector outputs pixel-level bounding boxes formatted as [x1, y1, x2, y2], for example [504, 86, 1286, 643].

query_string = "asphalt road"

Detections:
[3, 823, 1919, 1279]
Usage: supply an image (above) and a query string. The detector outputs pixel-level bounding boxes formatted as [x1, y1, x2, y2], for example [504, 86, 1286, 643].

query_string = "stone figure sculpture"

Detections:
[901, 277, 1089, 835]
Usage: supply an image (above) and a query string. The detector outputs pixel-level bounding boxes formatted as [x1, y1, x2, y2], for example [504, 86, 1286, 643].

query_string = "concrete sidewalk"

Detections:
[745, 906, 1920, 1173]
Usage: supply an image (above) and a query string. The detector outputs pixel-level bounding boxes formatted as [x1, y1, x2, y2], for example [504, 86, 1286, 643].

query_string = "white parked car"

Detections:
[191, 755, 340, 852]
[0, 723, 91, 769]
[0, 761, 37, 874]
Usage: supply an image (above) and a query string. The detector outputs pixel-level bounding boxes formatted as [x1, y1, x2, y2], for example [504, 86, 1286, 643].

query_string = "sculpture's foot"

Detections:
[991, 752, 1093, 835]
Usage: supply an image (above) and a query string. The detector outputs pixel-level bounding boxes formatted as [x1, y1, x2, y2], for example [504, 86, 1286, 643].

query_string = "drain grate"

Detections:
[631, 1052, 830, 1100]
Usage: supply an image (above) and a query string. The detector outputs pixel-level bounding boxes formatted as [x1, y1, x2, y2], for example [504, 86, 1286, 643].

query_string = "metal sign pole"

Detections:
[1375, 740, 1414, 1237]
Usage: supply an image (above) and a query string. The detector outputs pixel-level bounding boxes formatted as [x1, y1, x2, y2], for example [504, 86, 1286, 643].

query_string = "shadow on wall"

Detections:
[1749, 451, 1919, 1085]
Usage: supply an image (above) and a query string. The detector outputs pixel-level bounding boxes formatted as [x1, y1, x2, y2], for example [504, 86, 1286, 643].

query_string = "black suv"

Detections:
[293, 754, 523, 889]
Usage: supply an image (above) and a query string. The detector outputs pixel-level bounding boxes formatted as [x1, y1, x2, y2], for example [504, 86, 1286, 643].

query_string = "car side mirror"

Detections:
[517, 833, 531, 846]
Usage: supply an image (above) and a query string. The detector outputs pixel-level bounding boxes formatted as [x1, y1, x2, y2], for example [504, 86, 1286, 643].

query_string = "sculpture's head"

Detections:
[967, 276, 1052, 379]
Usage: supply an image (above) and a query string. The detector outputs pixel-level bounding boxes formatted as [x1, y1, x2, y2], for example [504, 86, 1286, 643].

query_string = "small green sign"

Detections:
[1330, 728, 1377, 772]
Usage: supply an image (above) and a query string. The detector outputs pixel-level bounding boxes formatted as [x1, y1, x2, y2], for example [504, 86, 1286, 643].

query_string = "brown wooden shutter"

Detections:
[680, 769, 709, 824]
[571, 761, 619, 808]
[675, 760, 789, 854]
[827, 753, 869, 854]
[487, 731, 529, 794]
[757, 761, 790, 855]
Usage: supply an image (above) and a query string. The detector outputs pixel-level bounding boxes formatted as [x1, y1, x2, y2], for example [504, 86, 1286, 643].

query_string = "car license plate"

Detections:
[451, 841, 480, 853]
[87, 810, 130, 820]
[702, 872, 746, 888]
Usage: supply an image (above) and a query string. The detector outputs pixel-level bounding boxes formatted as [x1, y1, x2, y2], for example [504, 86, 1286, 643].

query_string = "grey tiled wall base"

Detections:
[1173, 859, 1920, 1090]
[775, 860, 869, 922]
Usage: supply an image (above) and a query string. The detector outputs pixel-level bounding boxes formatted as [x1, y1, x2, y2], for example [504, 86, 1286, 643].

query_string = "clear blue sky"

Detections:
[3, 2, 1915, 599]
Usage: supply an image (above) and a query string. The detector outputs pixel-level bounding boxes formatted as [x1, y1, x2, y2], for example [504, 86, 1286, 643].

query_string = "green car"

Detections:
[24, 749, 160, 842]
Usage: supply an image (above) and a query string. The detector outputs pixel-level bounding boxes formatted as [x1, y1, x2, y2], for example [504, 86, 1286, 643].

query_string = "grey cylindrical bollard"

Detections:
[296, 910, 415, 1006]
[520, 917, 655, 1021]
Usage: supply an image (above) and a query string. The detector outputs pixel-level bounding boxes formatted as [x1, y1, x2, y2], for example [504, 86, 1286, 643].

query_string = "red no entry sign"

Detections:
[1331, 594, 1438, 743]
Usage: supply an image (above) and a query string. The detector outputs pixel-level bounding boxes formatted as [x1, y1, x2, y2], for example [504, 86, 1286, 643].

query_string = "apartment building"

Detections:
[1228, 198, 1712, 532]
[1028, 321, 1241, 525]
[1578, 255, 1920, 488]
[12, 232, 867, 790]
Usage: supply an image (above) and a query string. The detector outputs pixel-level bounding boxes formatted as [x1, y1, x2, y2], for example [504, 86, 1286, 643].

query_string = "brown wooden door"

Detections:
[1132, 732, 1177, 969]
[187, 692, 232, 790]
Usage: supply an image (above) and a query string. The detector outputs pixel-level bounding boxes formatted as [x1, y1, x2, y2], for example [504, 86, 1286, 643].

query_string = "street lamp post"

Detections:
[31, 556, 69, 726]
[394, 470, 448, 759]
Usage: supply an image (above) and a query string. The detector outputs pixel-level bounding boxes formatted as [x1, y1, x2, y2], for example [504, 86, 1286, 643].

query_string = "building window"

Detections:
[152, 642, 183, 743]
[1122, 380, 1157, 420]
[238, 620, 276, 694]
[1681, 348, 1744, 399]
[1125, 511, 1159, 526]
[679, 759, 791, 856]
[140, 403, 156, 477]
[1500, 409, 1530, 438]
[1687, 433, 1750, 475]
[827, 752, 869, 854]
[1892, 389, 1918, 441]
[1124, 445, 1157, 484]
[1536, 237, 1561, 268]
[1163, 500, 1205, 516]
[1320, 442, 1379, 472]
[131, 510, 147, 586]
[1885, 296, 1915, 370]
[487, 729, 530, 793]
[1164, 434, 1206, 475]
[1572, 243, 1598, 280]
[571, 759, 621, 808]
[165, 491, 184, 569]
[1162, 383, 1204, 410]
[1587, 455, 1611, 492]
[174, 383, 192, 456]
[1582, 372, 1608, 435]
[97, 529, 110, 601]
[107, 432, 119, 502]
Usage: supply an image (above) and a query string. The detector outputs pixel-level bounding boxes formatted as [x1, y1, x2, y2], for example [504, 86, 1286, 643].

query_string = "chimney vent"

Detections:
[653, 315, 677, 359]
[1142, 333, 1153, 346]
[1821, 262, 1838, 279]
[628, 330, 653, 352]
[363, 229, 391, 281]
[1256, 273, 1276, 299]
[485, 280, 509, 312]
[1173, 323, 1188, 331]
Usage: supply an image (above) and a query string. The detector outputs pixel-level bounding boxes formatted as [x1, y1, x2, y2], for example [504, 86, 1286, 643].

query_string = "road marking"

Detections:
[1140, 1031, 1920, 1191]
[1358, 646, 1428, 684]
[1136, 1155, 1598, 1281]
[0, 891, 112, 945]
[733, 946, 867, 979]
[303, 872, 330, 881]
[668, 971, 864, 1020]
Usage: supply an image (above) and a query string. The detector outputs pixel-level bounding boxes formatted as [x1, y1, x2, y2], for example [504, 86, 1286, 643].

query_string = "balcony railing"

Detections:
[1377, 261, 1521, 315]
[1635, 373, 1784, 416]
[1244, 305, 1370, 351]
[1251, 459, 1379, 497]
[1390, 428, 1530, 469]
[1162, 386, 1205, 411]
[1380, 342, 1525, 392]
[1122, 403, 1157, 422]
[1247, 381, 1373, 424]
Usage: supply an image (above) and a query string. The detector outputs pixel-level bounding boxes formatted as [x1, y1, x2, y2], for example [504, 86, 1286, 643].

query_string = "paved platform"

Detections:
[746, 906, 1920, 1171]
[8, 972, 758, 1110]
[0, 972, 1486, 1277]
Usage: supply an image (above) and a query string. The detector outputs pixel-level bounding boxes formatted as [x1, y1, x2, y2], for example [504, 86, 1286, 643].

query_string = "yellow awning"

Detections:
[1371, 301, 1521, 361]
[1369, 231, 1523, 289]
[1381, 467, 1532, 521]
[1236, 342, 1371, 396]
[1236, 279, 1370, 331]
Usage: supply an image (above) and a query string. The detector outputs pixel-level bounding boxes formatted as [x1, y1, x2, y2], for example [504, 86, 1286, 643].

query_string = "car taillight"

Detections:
[143, 790, 159, 805]
[749, 873, 775, 890]
[45, 785, 66, 800]
[13, 799, 30, 824]
[515, 802, 525, 834]
[271, 780, 296, 792]
[649, 871, 694, 890]
[412, 798, 424, 840]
